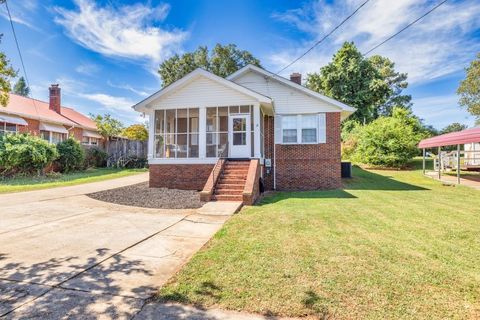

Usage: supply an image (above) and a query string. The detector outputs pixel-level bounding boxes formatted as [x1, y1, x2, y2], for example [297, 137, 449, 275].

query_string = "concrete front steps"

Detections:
[211, 161, 250, 201]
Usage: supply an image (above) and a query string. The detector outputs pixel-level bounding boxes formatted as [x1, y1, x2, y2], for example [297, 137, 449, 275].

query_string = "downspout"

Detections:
[272, 102, 277, 190]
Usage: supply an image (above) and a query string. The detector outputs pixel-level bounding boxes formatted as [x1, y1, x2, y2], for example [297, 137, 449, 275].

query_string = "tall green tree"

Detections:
[368, 55, 411, 116]
[306, 42, 410, 123]
[0, 35, 17, 107]
[457, 53, 480, 123]
[158, 44, 261, 87]
[89, 113, 124, 140]
[12, 76, 29, 97]
[440, 122, 468, 134]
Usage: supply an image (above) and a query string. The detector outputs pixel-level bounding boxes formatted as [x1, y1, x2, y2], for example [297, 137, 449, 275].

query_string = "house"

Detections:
[133, 65, 355, 204]
[0, 85, 103, 146]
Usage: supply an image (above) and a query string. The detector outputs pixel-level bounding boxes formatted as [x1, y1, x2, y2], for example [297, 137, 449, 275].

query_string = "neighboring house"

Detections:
[133, 65, 355, 203]
[0, 85, 103, 146]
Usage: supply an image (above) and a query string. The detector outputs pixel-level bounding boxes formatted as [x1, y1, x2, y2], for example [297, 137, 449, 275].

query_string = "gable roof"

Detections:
[60, 106, 97, 130]
[3, 94, 76, 126]
[1, 93, 98, 130]
[227, 64, 356, 113]
[132, 68, 272, 112]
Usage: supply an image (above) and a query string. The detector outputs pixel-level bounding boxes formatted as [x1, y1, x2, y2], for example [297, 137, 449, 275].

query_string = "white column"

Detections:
[148, 112, 155, 160]
[253, 103, 261, 158]
[199, 106, 207, 159]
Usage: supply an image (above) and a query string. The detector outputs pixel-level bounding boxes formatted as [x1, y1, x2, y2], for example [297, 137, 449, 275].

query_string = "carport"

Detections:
[418, 127, 480, 186]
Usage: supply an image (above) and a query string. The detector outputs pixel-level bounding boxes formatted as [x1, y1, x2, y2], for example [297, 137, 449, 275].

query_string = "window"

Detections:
[40, 131, 66, 144]
[301, 115, 317, 143]
[281, 114, 321, 144]
[282, 116, 297, 143]
[82, 137, 99, 145]
[154, 108, 199, 158]
[0, 122, 17, 136]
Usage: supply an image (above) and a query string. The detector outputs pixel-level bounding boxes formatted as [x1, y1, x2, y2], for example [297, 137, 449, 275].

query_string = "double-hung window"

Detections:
[280, 114, 324, 144]
[301, 115, 317, 143]
[282, 116, 297, 143]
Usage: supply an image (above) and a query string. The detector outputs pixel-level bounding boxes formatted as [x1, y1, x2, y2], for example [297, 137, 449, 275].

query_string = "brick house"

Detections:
[133, 65, 355, 204]
[0, 85, 103, 146]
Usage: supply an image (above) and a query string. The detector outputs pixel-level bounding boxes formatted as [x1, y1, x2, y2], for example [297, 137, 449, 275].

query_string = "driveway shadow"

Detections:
[0, 249, 152, 319]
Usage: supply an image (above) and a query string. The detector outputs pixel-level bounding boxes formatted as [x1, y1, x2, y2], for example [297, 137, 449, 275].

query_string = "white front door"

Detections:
[228, 114, 250, 158]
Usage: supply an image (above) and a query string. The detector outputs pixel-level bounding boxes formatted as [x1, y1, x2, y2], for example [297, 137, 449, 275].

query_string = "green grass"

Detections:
[159, 160, 480, 319]
[0, 168, 147, 193]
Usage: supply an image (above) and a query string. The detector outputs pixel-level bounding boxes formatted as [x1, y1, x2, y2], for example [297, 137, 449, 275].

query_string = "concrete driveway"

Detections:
[0, 173, 241, 319]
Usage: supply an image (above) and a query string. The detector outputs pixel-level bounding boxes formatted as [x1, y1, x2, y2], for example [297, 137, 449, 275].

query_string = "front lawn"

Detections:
[0, 168, 147, 193]
[159, 163, 480, 319]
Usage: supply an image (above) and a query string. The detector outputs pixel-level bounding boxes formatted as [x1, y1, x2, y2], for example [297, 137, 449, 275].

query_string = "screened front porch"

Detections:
[149, 104, 265, 163]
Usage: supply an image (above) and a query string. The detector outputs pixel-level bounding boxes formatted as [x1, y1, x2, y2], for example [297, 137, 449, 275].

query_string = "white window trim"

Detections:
[280, 114, 324, 145]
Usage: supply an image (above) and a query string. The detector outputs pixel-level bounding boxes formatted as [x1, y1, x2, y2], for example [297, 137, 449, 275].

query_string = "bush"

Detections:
[56, 138, 85, 173]
[84, 147, 108, 168]
[0, 133, 58, 175]
[350, 108, 425, 167]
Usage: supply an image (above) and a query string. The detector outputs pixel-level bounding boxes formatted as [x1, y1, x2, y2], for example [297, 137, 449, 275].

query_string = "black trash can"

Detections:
[341, 161, 352, 178]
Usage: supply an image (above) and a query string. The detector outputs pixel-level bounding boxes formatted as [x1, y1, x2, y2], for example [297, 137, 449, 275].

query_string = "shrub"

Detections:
[350, 108, 425, 167]
[56, 138, 85, 173]
[84, 147, 108, 168]
[0, 133, 58, 175]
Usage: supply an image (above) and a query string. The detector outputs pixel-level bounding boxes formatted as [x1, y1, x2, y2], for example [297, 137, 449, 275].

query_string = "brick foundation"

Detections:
[149, 164, 214, 190]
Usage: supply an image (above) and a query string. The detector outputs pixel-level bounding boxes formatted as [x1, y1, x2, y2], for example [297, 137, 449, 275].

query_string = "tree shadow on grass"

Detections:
[259, 166, 428, 204]
[344, 166, 429, 191]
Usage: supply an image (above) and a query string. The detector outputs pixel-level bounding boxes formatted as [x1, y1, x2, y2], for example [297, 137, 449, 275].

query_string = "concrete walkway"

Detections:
[0, 174, 251, 319]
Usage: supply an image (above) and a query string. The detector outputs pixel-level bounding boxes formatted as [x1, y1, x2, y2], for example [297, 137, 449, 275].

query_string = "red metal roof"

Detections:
[418, 127, 480, 148]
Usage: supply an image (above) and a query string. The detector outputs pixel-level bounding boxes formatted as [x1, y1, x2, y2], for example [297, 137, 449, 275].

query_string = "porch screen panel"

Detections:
[154, 110, 165, 158]
[153, 108, 199, 159]
[165, 109, 176, 158]
[189, 108, 199, 158]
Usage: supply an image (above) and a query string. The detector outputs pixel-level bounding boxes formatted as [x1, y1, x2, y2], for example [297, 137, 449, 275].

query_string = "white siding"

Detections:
[149, 75, 257, 109]
[232, 71, 340, 114]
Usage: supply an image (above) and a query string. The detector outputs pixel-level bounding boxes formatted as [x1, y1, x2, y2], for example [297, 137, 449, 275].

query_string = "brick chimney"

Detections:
[49, 84, 61, 114]
[290, 72, 301, 85]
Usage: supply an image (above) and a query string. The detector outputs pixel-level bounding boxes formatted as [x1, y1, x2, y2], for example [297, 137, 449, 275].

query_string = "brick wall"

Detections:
[264, 112, 342, 191]
[263, 116, 275, 190]
[69, 127, 83, 141]
[18, 118, 40, 136]
[149, 164, 214, 190]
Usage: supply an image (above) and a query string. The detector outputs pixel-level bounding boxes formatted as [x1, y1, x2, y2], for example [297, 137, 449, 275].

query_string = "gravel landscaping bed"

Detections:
[87, 182, 205, 209]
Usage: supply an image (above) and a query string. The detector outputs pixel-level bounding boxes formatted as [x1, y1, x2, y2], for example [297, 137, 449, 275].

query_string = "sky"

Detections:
[0, 0, 478, 129]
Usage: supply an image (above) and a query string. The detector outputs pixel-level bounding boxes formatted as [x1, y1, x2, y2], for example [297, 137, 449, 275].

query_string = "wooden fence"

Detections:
[105, 138, 148, 167]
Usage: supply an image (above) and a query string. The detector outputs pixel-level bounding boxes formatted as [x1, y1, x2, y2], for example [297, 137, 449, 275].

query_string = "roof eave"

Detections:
[228, 64, 357, 113]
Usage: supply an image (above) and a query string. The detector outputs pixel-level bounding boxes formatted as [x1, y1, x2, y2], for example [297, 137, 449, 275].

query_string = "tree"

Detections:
[89, 114, 124, 139]
[440, 122, 468, 135]
[368, 55, 411, 116]
[158, 44, 261, 87]
[0, 35, 17, 107]
[122, 124, 148, 141]
[12, 76, 29, 96]
[306, 42, 410, 123]
[457, 53, 480, 118]
[56, 138, 85, 173]
[348, 107, 426, 167]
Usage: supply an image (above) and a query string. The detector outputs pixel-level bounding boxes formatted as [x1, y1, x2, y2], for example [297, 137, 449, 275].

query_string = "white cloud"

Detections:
[107, 81, 151, 97]
[53, 0, 188, 63]
[270, 0, 480, 83]
[75, 63, 100, 76]
[0, 1, 40, 31]
[78, 93, 135, 112]
[412, 94, 476, 129]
